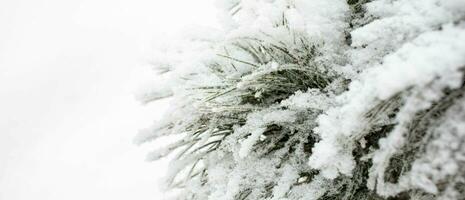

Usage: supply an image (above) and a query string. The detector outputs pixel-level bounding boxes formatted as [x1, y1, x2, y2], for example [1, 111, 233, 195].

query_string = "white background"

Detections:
[0, 0, 217, 199]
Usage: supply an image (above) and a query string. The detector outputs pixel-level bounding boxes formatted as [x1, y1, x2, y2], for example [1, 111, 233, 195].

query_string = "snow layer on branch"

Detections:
[281, 89, 332, 111]
[349, 0, 465, 71]
[408, 99, 465, 198]
[294, 0, 349, 49]
[309, 23, 465, 180]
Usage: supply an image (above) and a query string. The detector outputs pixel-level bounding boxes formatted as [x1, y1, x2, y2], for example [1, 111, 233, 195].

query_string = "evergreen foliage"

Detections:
[136, 0, 465, 199]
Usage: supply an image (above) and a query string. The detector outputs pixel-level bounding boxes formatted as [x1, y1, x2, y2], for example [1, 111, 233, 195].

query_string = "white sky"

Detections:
[0, 0, 218, 199]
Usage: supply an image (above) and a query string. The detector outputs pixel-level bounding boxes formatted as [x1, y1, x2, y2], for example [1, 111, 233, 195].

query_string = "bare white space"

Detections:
[0, 0, 218, 199]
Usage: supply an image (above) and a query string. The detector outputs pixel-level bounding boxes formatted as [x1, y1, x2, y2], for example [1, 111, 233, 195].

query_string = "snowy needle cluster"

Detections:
[136, 0, 465, 199]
